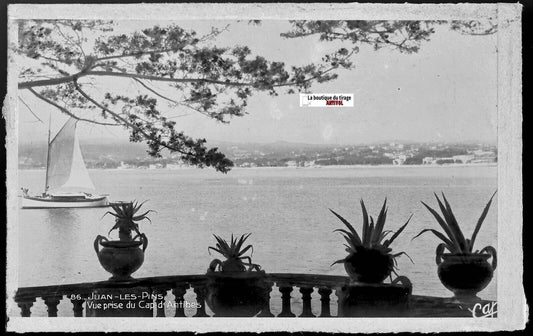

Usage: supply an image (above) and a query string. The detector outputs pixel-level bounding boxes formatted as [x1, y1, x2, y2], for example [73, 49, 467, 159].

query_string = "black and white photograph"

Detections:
[4, 2, 524, 333]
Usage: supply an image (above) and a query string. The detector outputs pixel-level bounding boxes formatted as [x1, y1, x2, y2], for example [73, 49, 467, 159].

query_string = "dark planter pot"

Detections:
[205, 271, 271, 317]
[94, 235, 148, 281]
[344, 250, 394, 283]
[437, 253, 496, 299]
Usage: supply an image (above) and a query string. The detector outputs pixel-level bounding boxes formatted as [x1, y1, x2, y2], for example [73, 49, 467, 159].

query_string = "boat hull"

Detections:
[21, 195, 109, 209]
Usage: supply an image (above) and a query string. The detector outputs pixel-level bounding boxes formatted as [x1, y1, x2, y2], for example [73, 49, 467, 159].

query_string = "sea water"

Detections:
[13, 165, 498, 316]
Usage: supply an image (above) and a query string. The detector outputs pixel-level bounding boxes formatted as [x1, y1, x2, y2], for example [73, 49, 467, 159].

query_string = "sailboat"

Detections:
[21, 117, 109, 209]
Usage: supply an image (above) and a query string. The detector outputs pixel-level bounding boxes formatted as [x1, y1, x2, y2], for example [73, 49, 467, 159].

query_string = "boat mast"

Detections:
[44, 113, 52, 195]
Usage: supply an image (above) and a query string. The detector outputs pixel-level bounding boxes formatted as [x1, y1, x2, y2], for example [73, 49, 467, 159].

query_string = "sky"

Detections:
[16, 20, 498, 145]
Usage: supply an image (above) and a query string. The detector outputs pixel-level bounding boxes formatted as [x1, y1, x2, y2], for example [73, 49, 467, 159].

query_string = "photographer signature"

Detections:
[468, 301, 497, 318]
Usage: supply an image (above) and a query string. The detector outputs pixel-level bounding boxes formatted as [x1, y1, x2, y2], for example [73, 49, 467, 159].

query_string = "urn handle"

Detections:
[140, 233, 148, 252]
[93, 235, 108, 254]
[391, 276, 413, 294]
[481, 246, 497, 270]
[435, 243, 446, 265]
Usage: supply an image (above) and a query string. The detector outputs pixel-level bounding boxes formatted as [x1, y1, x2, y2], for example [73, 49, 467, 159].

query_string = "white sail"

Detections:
[46, 118, 95, 193]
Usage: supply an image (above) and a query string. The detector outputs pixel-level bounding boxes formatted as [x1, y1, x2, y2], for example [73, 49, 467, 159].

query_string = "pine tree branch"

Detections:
[73, 81, 195, 157]
[27, 87, 118, 126]
[132, 78, 178, 104]
[86, 71, 254, 86]
[94, 48, 184, 62]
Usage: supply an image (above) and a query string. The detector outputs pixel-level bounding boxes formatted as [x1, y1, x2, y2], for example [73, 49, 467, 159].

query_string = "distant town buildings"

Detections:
[393, 155, 407, 165]
[421, 150, 496, 165]
[18, 141, 497, 170]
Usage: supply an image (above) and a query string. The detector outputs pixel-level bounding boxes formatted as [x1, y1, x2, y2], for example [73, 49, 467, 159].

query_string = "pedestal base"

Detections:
[338, 282, 411, 317]
[206, 273, 272, 317]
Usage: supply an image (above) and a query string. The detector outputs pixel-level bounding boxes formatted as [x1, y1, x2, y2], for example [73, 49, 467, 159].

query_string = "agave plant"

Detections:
[208, 233, 261, 272]
[103, 201, 153, 241]
[330, 199, 413, 283]
[414, 191, 497, 261]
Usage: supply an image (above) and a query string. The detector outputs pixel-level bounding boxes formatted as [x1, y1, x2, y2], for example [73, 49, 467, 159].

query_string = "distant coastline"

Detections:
[19, 162, 498, 171]
[19, 140, 497, 170]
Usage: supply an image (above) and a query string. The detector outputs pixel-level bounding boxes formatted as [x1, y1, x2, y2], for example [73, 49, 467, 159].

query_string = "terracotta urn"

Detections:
[94, 235, 148, 281]
[437, 253, 496, 299]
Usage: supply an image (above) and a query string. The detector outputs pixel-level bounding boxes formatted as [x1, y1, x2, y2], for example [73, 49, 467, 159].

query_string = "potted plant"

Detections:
[93, 201, 151, 281]
[331, 199, 413, 283]
[331, 199, 414, 316]
[414, 192, 497, 299]
[205, 233, 271, 317]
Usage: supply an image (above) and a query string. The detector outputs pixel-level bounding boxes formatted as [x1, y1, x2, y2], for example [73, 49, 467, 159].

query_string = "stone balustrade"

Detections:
[13, 273, 493, 318]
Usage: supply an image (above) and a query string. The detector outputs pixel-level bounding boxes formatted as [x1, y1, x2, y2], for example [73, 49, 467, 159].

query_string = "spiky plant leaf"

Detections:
[366, 216, 375, 247]
[378, 230, 394, 243]
[432, 195, 463, 247]
[372, 199, 388, 245]
[333, 228, 360, 243]
[437, 193, 467, 252]
[132, 210, 155, 221]
[235, 233, 252, 252]
[469, 191, 497, 252]
[208, 246, 223, 256]
[102, 211, 118, 219]
[383, 214, 413, 248]
[421, 201, 462, 252]
[213, 234, 230, 256]
[238, 244, 253, 257]
[331, 258, 346, 267]
[361, 199, 370, 246]
[342, 234, 359, 252]
[412, 228, 456, 252]
[329, 209, 362, 246]
[108, 222, 120, 236]
[392, 251, 414, 264]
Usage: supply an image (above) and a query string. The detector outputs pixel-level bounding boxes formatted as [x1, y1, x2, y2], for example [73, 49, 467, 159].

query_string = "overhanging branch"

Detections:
[73, 81, 195, 157]
[86, 71, 254, 86]
[27, 87, 118, 126]
[132, 78, 178, 104]
[19, 65, 340, 90]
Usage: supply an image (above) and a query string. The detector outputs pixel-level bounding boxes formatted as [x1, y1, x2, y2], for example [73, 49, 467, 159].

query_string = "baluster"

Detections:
[278, 285, 296, 317]
[318, 287, 332, 317]
[70, 295, 87, 317]
[299, 287, 315, 317]
[257, 282, 274, 317]
[193, 285, 209, 317]
[16, 298, 35, 317]
[172, 285, 188, 317]
[43, 296, 62, 317]
[154, 288, 167, 317]
[335, 288, 345, 317]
